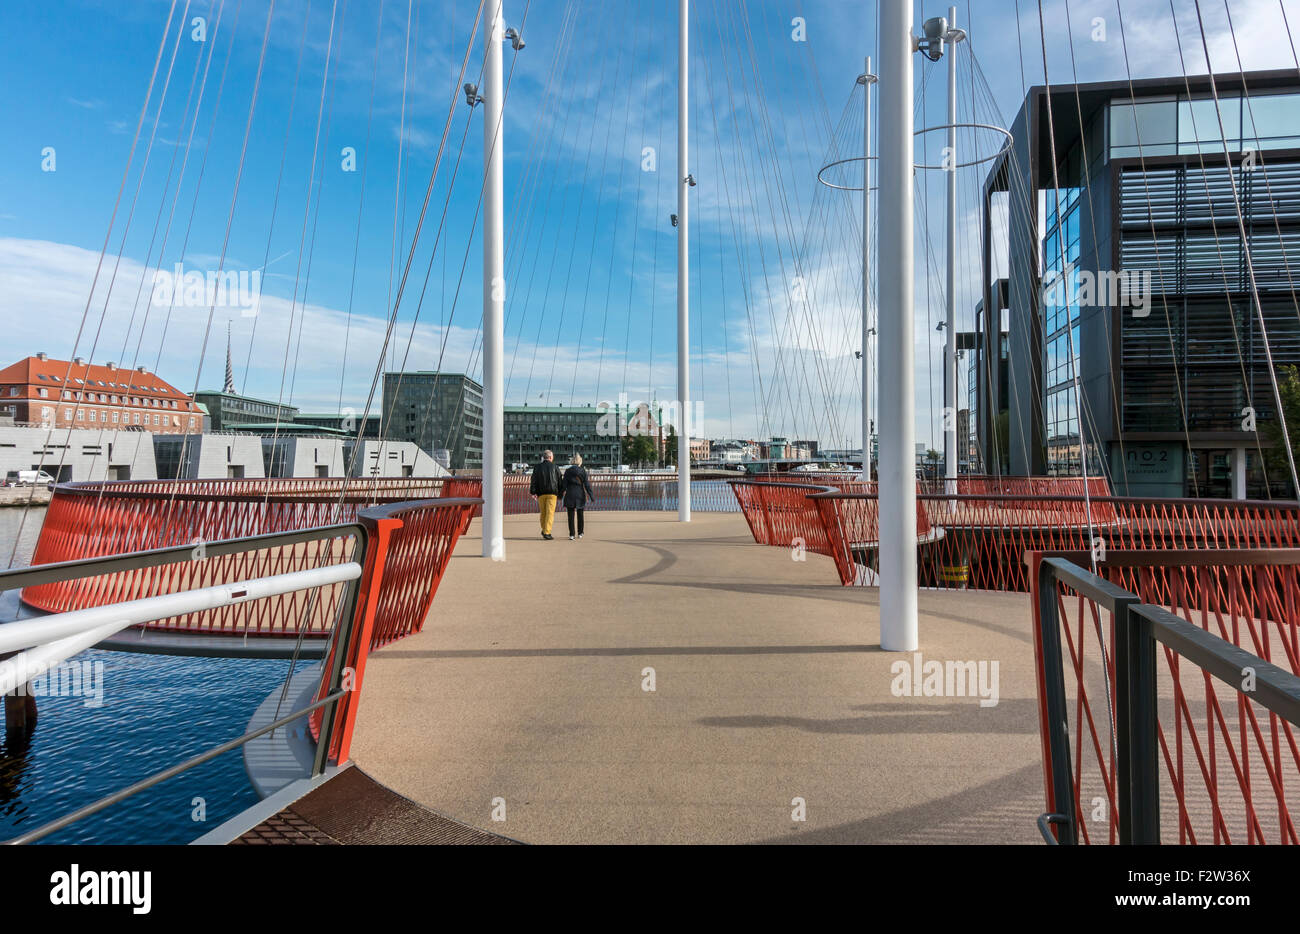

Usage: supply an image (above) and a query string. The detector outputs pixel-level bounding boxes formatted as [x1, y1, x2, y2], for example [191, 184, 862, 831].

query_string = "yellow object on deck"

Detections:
[938, 563, 969, 585]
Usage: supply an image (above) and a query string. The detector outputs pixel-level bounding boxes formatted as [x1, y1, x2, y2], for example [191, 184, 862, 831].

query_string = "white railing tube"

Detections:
[0, 563, 362, 695]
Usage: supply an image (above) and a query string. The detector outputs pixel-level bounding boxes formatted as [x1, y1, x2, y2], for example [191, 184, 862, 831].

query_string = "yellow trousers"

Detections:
[537, 494, 558, 535]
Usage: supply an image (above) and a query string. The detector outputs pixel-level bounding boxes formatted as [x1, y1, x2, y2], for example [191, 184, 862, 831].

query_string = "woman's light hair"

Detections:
[572, 453, 583, 465]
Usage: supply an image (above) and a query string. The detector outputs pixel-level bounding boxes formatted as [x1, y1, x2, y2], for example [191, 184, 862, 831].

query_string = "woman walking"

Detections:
[561, 453, 596, 540]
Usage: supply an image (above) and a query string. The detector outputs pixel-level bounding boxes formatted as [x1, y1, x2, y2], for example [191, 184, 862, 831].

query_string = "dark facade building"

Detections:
[382, 372, 483, 470]
[194, 390, 298, 432]
[980, 69, 1300, 497]
[503, 404, 621, 470]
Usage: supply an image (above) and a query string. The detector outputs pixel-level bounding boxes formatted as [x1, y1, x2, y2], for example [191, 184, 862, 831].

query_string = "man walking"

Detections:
[529, 449, 563, 540]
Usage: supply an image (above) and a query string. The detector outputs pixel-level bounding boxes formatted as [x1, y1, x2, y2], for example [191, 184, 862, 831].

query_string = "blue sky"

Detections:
[1, 0, 1296, 449]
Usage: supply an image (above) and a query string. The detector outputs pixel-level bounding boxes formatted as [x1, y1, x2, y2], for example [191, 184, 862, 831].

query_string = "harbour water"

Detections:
[0, 506, 296, 844]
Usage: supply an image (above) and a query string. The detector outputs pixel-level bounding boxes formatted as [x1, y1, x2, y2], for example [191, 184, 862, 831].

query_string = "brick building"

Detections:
[0, 354, 200, 435]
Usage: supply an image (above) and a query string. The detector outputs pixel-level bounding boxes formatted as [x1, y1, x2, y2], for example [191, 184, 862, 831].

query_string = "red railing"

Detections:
[733, 483, 1300, 592]
[22, 478, 470, 635]
[1031, 551, 1300, 844]
[729, 480, 930, 576]
[21, 474, 752, 625]
[313, 496, 480, 762]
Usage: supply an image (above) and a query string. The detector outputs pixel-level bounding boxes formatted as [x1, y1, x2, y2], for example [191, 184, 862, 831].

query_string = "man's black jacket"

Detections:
[529, 460, 563, 496]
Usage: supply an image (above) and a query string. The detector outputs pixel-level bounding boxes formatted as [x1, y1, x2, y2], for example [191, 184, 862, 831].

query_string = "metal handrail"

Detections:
[1035, 557, 1141, 845]
[813, 490, 1300, 510]
[1028, 548, 1300, 568]
[1134, 603, 1300, 726]
[1034, 553, 1300, 845]
[0, 524, 364, 593]
[0, 521, 371, 845]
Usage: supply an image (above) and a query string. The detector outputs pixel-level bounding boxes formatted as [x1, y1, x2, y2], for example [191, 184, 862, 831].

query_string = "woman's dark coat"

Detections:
[560, 464, 596, 509]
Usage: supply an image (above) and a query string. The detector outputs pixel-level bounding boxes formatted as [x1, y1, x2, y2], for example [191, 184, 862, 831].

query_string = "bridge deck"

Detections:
[346, 510, 1045, 844]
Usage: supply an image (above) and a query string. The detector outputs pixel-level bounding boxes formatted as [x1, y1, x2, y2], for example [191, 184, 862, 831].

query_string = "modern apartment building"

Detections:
[980, 70, 1300, 497]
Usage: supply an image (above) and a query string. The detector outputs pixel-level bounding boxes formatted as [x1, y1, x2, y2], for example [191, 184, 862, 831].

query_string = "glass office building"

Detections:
[982, 70, 1300, 496]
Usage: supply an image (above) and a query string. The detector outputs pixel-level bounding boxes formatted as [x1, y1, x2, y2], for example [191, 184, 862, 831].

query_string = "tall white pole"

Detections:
[878, 0, 918, 651]
[943, 6, 959, 490]
[676, 0, 691, 521]
[860, 58, 876, 482]
[482, 0, 505, 559]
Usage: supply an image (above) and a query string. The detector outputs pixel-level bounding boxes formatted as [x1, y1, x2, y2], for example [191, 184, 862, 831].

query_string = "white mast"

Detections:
[860, 58, 876, 481]
[943, 6, 964, 491]
[482, 0, 505, 559]
[878, 0, 918, 651]
[676, 0, 691, 521]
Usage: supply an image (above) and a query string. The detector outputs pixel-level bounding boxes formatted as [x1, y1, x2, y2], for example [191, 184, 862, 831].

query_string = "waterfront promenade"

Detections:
[347, 511, 1044, 844]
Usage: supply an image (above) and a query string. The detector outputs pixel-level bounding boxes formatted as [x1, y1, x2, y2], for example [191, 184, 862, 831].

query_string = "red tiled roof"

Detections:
[0, 356, 196, 407]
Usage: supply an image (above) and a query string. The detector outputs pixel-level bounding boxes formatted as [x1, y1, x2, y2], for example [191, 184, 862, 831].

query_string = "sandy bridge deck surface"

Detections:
[347, 510, 1046, 844]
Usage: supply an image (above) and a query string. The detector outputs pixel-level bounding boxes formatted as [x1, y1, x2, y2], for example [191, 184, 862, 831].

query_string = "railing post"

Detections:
[1110, 590, 1138, 842]
[1120, 605, 1161, 844]
[318, 516, 402, 770]
[1035, 557, 1078, 843]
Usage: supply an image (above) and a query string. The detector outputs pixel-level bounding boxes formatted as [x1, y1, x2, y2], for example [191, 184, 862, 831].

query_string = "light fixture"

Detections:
[685, 174, 697, 187]
[936, 320, 947, 331]
[915, 16, 966, 62]
[670, 214, 679, 227]
[505, 27, 525, 50]
[464, 83, 483, 107]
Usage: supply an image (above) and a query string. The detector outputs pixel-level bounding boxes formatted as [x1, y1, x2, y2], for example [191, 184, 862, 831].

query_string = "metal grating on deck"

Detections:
[231, 766, 519, 845]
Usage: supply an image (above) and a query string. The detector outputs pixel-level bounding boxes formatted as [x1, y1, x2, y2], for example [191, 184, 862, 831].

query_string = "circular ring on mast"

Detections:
[911, 122, 1013, 171]
[815, 155, 878, 191]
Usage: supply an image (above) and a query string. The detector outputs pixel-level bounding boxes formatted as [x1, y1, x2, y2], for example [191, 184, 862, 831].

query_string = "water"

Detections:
[0, 505, 296, 844]
[579, 478, 742, 511]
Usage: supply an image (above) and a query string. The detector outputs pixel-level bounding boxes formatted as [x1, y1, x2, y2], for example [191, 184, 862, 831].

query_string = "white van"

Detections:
[16, 470, 56, 487]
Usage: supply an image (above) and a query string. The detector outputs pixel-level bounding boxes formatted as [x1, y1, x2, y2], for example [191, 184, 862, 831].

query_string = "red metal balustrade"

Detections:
[21, 474, 758, 627]
[2, 487, 482, 782]
[730, 478, 1300, 592]
[20, 473, 749, 631]
[22, 478, 475, 636]
[1030, 551, 1300, 844]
